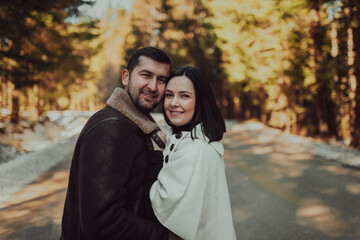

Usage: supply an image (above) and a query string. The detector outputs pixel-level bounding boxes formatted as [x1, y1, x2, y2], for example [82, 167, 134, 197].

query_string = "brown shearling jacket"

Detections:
[60, 88, 168, 240]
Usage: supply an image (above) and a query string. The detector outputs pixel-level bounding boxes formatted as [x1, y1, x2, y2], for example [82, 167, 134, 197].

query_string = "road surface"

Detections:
[225, 126, 360, 240]
[1, 122, 360, 239]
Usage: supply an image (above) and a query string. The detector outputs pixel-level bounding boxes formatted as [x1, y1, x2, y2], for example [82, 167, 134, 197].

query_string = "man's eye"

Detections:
[158, 78, 166, 84]
[142, 74, 151, 78]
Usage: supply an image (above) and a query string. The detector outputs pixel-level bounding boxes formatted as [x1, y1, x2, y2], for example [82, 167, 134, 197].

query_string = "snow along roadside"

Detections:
[229, 121, 360, 169]
[0, 135, 78, 207]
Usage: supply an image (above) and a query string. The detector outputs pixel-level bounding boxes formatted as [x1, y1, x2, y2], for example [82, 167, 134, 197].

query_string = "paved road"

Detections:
[1, 124, 360, 239]
[0, 151, 71, 239]
[225, 127, 360, 240]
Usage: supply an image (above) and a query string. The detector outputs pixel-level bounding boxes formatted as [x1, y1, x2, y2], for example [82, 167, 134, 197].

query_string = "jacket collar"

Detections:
[106, 87, 160, 134]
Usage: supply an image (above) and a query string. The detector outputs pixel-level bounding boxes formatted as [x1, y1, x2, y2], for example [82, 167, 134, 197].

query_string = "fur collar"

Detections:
[106, 87, 159, 134]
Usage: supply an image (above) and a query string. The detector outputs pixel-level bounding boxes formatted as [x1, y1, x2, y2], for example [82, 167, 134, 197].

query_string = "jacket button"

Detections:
[175, 132, 182, 139]
[170, 144, 175, 151]
[165, 155, 169, 163]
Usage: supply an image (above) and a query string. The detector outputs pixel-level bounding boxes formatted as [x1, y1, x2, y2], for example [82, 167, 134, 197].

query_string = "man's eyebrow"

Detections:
[139, 69, 168, 79]
[139, 69, 153, 74]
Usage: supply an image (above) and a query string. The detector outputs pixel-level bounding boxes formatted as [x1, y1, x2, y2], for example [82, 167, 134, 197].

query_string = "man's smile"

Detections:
[141, 91, 157, 101]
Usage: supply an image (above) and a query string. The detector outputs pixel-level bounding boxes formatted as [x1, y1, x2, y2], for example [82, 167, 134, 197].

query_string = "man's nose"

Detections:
[148, 77, 158, 91]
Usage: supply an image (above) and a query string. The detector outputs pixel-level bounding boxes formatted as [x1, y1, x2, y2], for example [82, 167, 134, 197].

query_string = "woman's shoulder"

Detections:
[171, 133, 222, 156]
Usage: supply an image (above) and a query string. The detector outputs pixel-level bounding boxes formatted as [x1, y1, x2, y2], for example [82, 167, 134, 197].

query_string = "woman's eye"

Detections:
[182, 94, 190, 98]
[165, 94, 173, 98]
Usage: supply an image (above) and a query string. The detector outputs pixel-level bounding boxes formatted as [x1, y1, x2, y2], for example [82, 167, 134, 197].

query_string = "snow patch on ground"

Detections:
[0, 143, 21, 164]
[0, 111, 93, 206]
[229, 120, 360, 169]
[0, 136, 78, 206]
[0, 111, 93, 164]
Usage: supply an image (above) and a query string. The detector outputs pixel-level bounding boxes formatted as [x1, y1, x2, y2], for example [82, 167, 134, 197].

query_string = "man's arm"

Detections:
[144, 131, 183, 240]
[142, 131, 167, 221]
[77, 119, 168, 240]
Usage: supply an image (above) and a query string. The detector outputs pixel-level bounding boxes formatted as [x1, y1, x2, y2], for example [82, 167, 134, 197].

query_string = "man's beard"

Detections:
[126, 80, 159, 113]
[131, 92, 158, 113]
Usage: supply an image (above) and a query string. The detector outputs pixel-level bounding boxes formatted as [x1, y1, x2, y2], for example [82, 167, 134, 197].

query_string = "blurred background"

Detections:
[2, 1, 360, 239]
[0, 0, 360, 148]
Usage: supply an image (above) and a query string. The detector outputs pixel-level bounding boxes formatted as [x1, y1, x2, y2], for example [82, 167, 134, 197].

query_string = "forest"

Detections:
[0, 0, 360, 148]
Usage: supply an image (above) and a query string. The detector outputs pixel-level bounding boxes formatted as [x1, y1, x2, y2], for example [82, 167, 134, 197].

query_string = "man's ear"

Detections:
[122, 69, 130, 87]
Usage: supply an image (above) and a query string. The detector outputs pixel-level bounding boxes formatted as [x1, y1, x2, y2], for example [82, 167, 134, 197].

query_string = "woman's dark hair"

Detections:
[126, 47, 172, 74]
[164, 66, 226, 142]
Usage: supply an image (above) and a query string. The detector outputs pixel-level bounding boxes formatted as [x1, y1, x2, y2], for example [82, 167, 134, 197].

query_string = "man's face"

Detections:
[122, 56, 171, 113]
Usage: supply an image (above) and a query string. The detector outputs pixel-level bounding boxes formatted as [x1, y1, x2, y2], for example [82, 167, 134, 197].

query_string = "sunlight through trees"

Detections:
[1, 0, 360, 148]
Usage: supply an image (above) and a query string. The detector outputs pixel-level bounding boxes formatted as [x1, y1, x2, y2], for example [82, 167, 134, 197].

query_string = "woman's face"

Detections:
[164, 75, 196, 127]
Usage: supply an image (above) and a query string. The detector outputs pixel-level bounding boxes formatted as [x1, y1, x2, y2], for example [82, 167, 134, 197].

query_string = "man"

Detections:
[60, 47, 171, 240]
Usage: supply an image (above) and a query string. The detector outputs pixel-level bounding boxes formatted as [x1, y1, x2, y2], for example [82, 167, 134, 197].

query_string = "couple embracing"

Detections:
[60, 47, 237, 240]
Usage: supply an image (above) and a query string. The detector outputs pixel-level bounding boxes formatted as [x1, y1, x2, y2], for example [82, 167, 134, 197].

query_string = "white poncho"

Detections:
[150, 124, 237, 240]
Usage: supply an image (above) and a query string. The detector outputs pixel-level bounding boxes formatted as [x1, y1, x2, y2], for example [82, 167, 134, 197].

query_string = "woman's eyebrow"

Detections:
[179, 90, 192, 94]
[167, 90, 193, 95]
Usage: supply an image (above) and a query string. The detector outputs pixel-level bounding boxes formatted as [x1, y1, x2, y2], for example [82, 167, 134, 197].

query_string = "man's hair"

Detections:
[126, 47, 171, 74]
[164, 66, 226, 142]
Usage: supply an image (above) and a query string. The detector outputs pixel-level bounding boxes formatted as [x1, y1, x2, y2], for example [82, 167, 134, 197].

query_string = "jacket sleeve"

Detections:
[77, 118, 168, 240]
[143, 150, 164, 222]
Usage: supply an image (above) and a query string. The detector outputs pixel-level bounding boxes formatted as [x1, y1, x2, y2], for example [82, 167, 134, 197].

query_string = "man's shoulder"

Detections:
[92, 105, 123, 118]
[88, 106, 126, 124]
[84, 106, 140, 134]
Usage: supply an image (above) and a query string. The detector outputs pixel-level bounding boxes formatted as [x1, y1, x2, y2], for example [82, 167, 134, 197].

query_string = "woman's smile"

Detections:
[169, 110, 184, 116]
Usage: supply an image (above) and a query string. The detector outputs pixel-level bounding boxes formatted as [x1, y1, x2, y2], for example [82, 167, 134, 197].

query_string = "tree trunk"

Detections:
[37, 87, 44, 116]
[331, 21, 339, 58]
[309, 0, 338, 138]
[309, 0, 328, 136]
[335, 0, 353, 143]
[2, 79, 13, 114]
[0, 78, 3, 118]
[351, 0, 360, 147]
[331, 19, 349, 141]
[239, 87, 250, 120]
[0, 78, 2, 110]
[226, 90, 234, 119]
[10, 91, 20, 123]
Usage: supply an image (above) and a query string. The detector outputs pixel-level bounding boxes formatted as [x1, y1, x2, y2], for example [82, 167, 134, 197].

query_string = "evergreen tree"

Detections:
[0, 0, 97, 122]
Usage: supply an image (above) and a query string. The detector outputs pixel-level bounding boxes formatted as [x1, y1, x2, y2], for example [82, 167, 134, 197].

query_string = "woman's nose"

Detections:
[170, 96, 179, 106]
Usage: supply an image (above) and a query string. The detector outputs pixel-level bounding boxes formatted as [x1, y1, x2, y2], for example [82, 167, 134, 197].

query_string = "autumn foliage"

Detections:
[1, 0, 360, 148]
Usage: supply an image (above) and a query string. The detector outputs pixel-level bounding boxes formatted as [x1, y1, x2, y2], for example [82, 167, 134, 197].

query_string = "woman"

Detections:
[150, 66, 237, 240]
